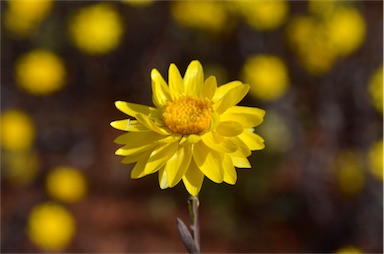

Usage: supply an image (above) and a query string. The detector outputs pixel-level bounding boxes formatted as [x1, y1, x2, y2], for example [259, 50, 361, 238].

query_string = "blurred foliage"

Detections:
[1, 0, 383, 253]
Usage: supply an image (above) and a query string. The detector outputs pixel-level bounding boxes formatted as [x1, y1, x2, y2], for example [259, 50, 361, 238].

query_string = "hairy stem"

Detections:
[188, 195, 200, 252]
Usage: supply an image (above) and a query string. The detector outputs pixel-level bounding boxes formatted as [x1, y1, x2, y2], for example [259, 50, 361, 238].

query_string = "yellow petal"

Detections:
[201, 131, 237, 153]
[238, 129, 265, 150]
[169, 63, 184, 99]
[187, 134, 201, 144]
[131, 151, 151, 178]
[165, 145, 192, 187]
[223, 154, 237, 185]
[213, 82, 250, 114]
[179, 134, 202, 145]
[114, 131, 161, 144]
[151, 69, 172, 108]
[201, 75, 217, 99]
[182, 160, 204, 196]
[184, 60, 204, 97]
[193, 141, 224, 183]
[115, 101, 160, 118]
[209, 111, 220, 131]
[143, 142, 179, 176]
[215, 121, 244, 137]
[158, 133, 182, 143]
[220, 106, 265, 128]
[231, 156, 251, 168]
[212, 81, 243, 102]
[136, 113, 170, 135]
[122, 149, 150, 164]
[110, 119, 149, 132]
[158, 167, 168, 189]
[116, 142, 157, 156]
[230, 137, 252, 157]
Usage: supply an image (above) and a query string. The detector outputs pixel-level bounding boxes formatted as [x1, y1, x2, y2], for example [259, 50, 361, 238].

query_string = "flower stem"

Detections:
[188, 195, 200, 253]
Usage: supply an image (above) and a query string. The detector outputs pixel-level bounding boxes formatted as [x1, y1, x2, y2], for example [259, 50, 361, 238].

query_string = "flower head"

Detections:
[1, 109, 35, 151]
[170, 1, 229, 33]
[241, 55, 289, 101]
[4, 0, 53, 38]
[27, 202, 75, 251]
[368, 65, 383, 113]
[230, 0, 288, 31]
[335, 246, 363, 254]
[46, 166, 87, 203]
[368, 139, 383, 181]
[334, 150, 365, 196]
[68, 3, 123, 55]
[15, 49, 66, 96]
[111, 60, 265, 196]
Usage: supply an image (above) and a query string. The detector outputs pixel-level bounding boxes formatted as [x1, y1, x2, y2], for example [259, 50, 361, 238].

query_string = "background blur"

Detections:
[1, 0, 383, 253]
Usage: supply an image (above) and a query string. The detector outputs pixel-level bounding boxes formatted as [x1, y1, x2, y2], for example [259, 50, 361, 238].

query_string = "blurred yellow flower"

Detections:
[46, 166, 87, 203]
[308, 0, 336, 18]
[68, 3, 123, 55]
[122, 0, 153, 7]
[325, 7, 366, 56]
[4, 0, 53, 38]
[170, 1, 229, 32]
[287, 5, 366, 76]
[2, 150, 39, 186]
[368, 65, 383, 113]
[230, 0, 288, 31]
[334, 150, 365, 196]
[368, 140, 383, 181]
[111, 60, 265, 196]
[27, 202, 75, 251]
[335, 246, 363, 254]
[15, 49, 66, 96]
[241, 55, 289, 101]
[0, 109, 35, 151]
[286, 15, 337, 75]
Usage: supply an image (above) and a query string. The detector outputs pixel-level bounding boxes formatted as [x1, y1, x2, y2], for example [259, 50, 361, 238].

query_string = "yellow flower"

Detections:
[368, 65, 383, 113]
[170, 1, 229, 33]
[241, 55, 289, 101]
[122, 0, 153, 7]
[15, 49, 66, 96]
[68, 3, 123, 55]
[111, 60, 265, 196]
[368, 140, 383, 181]
[286, 4, 366, 76]
[2, 150, 39, 186]
[325, 7, 366, 56]
[4, 0, 53, 38]
[230, 0, 288, 31]
[308, 0, 336, 18]
[46, 166, 87, 203]
[335, 246, 363, 254]
[286, 15, 337, 75]
[334, 150, 365, 196]
[27, 202, 75, 251]
[0, 109, 35, 151]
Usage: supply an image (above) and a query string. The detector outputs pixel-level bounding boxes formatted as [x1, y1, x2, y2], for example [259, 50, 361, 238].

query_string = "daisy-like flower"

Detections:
[111, 60, 265, 196]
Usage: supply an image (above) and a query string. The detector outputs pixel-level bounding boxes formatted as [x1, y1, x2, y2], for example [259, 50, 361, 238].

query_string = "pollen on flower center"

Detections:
[162, 96, 213, 135]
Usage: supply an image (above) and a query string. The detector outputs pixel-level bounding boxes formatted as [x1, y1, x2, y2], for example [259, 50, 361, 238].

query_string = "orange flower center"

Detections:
[162, 96, 213, 135]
